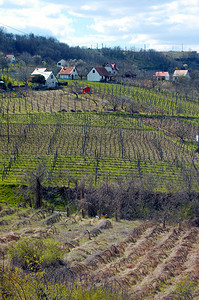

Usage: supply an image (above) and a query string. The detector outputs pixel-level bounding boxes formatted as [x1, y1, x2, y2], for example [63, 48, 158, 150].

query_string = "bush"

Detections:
[9, 237, 63, 270]
[1, 267, 124, 300]
[174, 278, 197, 299]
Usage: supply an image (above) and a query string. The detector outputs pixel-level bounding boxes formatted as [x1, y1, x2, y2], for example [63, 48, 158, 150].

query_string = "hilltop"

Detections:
[1, 28, 199, 73]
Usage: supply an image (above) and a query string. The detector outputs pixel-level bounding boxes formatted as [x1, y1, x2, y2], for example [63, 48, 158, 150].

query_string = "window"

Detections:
[93, 70, 95, 73]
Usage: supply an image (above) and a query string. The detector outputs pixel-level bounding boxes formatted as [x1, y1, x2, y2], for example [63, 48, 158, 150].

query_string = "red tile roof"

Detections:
[95, 67, 110, 77]
[155, 72, 169, 77]
[107, 63, 119, 71]
[58, 66, 75, 75]
[6, 54, 14, 58]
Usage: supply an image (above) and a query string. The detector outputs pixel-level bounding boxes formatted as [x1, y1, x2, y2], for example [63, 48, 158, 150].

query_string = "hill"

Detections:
[1, 205, 199, 299]
[1, 27, 199, 72]
[0, 29, 199, 299]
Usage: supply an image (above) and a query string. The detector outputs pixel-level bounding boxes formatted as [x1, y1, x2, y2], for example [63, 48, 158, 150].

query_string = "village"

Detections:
[0, 54, 192, 91]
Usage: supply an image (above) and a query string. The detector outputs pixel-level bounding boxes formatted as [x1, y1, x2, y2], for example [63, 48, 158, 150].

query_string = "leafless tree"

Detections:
[0, 56, 9, 72]
[69, 82, 81, 99]
[21, 161, 48, 208]
[174, 122, 189, 142]
[17, 66, 32, 86]
[107, 94, 121, 111]
[127, 100, 141, 114]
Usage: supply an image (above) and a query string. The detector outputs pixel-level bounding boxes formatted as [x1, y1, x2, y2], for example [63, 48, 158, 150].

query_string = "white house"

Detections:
[173, 70, 190, 81]
[5, 54, 15, 63]
[104, 63, 119, 75]
[31, 68, 58, 89]
[57, 66, 78, 80]
[57, 59, 69, 68]
[87, 67, 111, 82]
[154, 72, 170, 81]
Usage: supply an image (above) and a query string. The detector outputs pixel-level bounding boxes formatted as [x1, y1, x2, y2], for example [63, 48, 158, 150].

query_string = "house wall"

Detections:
[71, 68, 78, 79]
[87, 68, 102, 82]
[105, 65, 117, 75]
[58, 74, 70, 79]
[6, 55, 15, 63]
[105, 65, 113, 74]
[58, 68, 78, 80]
[46, 74, 58, 88]
[57, 60, 68, 67]
[173, 71, 190, 81]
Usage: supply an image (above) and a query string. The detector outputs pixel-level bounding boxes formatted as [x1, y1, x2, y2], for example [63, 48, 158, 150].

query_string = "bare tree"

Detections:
[0, 56, 9, 72]
[127, 100, 140, 114]
[22, 161, 48, 208]
[174, 122, 189, 142]
[19, 52, 33, 66]
[107, 94, 121, 111]
[17, 66, 32, 86]
[69, 82, 81, 99]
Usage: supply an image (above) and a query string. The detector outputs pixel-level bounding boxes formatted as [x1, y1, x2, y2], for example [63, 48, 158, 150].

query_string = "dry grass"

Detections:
[0, 206, 199, 298]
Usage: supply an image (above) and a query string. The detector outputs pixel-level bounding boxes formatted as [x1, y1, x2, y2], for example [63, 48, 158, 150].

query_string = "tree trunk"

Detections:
[35, 178, 42, 208]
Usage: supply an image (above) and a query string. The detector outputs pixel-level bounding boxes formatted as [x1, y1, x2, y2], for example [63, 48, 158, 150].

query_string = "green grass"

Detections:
[0, 183, 22, 205]
[1, 154, 198, 192]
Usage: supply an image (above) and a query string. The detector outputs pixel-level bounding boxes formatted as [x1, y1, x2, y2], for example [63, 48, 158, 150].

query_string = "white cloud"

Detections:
[1, 0, 199, 50]
[90, 15, 139, 34]
[81, 4, 99, 11]
[0, 2, 74, 38]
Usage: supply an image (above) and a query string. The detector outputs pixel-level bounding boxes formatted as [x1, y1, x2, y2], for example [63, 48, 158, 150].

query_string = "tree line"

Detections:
[2, 27, 198, 71]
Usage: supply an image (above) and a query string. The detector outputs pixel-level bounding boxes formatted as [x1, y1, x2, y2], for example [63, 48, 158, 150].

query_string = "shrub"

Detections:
[174, 278, 197, 299]
[1, 267, 124, 299]
[9, 237, 63, 270]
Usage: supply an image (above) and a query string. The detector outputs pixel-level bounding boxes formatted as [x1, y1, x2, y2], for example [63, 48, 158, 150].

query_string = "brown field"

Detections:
[1, 206, 199, 299]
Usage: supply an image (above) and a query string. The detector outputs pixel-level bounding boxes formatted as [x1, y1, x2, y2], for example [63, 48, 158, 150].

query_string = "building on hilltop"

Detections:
[5, 54, 15, 63]
[57, 59, 69, 68]
[104, 63, 119, 75]
[173, 70, 190, 81]
[87, 67, 111, 82]
[154, 71, 170, 81]
[57, 66, 78, 80]
[30, 68, 58, 89]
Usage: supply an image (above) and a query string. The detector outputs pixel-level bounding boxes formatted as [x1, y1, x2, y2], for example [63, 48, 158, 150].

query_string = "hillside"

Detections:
[1, 28, 199, 72]
[0, 33, 199, 298]
[0, 82, 198, 192]
[1, 205, 199, 299]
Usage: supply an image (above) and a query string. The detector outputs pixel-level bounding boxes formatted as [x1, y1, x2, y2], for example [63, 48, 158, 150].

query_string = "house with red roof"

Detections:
[104, 63, 119, 75]
[87, 67, 111, 82]
[154, 72, 170, 81]
[57, 66, 78, 80]
[5, 54, 15, 63]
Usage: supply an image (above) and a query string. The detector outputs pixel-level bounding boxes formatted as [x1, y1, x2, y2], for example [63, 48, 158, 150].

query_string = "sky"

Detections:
[0, 0, 199, 51]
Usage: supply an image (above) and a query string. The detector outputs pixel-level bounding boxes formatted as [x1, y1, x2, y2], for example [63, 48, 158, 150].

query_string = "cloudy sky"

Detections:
[0, 0, 199, 51]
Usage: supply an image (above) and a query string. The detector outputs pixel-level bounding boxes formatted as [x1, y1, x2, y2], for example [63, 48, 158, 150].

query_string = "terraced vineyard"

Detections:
[0, 83, 199, 299]
[0, 85, 199, 191]
[0, 112, 198, 190]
